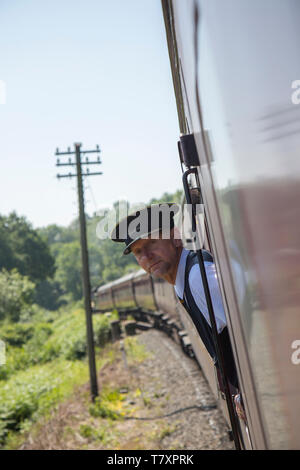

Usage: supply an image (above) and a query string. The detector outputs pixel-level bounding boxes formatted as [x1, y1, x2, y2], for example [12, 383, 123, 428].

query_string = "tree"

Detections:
[37, 224, 77, 246]
[54, 242, 83, 300]
[0, 212, 55, 283]
[34, 279, 65, 310]
[149, 190, 183, 205]
[0, 221, 14, 271]
[0, 269, 36, 322]
[88, 244, 104, 289]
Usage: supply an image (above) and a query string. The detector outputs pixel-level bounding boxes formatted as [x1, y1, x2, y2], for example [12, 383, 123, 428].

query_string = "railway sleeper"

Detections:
[181, 335, 194, 358]
[135, 321, 153, 331]
[118, 309, 195, 359]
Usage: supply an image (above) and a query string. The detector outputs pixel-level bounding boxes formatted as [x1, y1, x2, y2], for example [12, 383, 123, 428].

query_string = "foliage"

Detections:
[0, 269, 36, 322]
[0, 305, 118, 446]
[0, 359, 89, 445]
[0, 189, 183, 445]
[89, 388, 125, 421]
[40, 309, 113, 362]
[54, 242, 83, 301]
[97, 239, 138, 284]
[79, 423, 107, 443]
[0, 323, 35, 347]
[0, 212, 55, 283]
[37, 224, 78, 246]
[34, 279, 65, 311]
[0, 308, 115, 381]
[148, 189, 183, 205]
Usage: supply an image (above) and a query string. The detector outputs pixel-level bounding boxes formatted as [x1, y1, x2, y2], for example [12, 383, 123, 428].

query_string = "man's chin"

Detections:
[150, 263, 166, 278]
[151, 270, 164, 279]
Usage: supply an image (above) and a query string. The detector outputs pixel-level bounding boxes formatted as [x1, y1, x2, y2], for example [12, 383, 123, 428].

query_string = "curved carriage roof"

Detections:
[96, 268, 148, 293]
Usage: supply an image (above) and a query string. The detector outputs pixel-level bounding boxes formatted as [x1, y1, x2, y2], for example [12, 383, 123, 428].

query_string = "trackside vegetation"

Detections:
[0, 305, 118, 447]
[0, 190, 182, 448]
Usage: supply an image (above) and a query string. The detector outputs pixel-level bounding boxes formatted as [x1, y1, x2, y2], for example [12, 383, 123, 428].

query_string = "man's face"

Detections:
[131, 235, 180, 280]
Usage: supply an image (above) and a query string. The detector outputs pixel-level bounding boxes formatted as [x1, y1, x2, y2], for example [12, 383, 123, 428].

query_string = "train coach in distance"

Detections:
[111, 203, 245, 421]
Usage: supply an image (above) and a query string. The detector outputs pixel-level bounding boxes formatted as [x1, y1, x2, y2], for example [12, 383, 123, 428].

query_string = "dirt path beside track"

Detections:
[19, 329, 234, 450]
[132, 329, 234, 450]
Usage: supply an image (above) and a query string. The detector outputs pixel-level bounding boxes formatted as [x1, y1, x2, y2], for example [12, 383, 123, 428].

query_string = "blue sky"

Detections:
[0, 0, 181, 228]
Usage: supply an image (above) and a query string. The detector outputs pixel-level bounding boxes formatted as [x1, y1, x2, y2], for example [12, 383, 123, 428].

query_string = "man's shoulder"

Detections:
[187, 254, 215, 288]
[186, 251, 214, 272]
[188, 263, 200, 284]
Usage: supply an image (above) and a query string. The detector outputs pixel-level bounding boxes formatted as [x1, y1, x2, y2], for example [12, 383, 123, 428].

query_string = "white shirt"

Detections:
[174, 248, 227, 334]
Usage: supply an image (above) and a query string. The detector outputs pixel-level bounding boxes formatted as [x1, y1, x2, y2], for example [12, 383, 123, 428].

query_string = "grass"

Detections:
[0, 307, 116, 381]
[0, 304, 119, 448]
[89, 387, 126, 420]
[1, 330, 191, 451]
[0, 359, 88, 442]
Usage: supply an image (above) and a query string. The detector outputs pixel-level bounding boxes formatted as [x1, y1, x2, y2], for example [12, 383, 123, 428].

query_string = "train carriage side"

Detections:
[110, 272, 137, 311]
[132, 269, 157, 312]
[94, 281, 115, 312]
[162, 0, 300, 449]
[152, 276, 183, 341]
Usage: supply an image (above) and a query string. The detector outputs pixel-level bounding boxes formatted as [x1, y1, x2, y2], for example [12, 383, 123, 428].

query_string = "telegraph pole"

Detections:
[55, 143, 102, 401]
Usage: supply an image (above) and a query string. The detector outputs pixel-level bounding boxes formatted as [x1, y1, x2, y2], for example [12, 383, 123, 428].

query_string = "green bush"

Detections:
[0, 309, 114, 380]
[44, 309, 114, 361]
[93, 315, 112, 347]
[0, 359, 88, 445]
[0, 321, 58, 380]
[23, 324, 54, 363]
[0, 347, 32, 381]
[0, 269, 36, 322]
[0, 309, 116, 379]
[0, 306, 118, 446]
[0, 324, 35, 347]
[89, 399, 119, 420]
[89, 388, 124, 421]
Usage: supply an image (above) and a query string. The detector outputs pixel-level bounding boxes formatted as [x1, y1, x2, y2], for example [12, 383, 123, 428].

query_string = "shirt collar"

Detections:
[174, 248, 189, 299]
